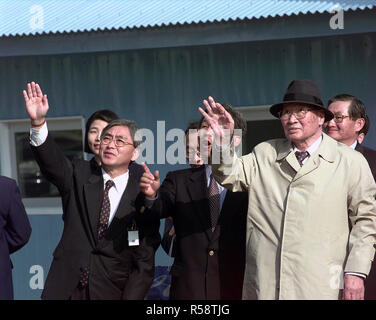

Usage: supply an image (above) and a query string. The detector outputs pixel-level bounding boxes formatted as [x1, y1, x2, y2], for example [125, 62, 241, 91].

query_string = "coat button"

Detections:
[209, 250, 215, 256]
[140, 206, 145, 213]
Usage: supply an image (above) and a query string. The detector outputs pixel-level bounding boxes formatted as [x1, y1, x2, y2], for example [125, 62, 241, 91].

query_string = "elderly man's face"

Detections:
[280, 103, 324, 146]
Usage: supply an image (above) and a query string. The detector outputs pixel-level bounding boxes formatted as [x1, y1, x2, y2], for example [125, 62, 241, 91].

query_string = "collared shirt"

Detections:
[29, 121, 48, 146]
[101, 169, 129, 225]
[292, 135, 323, 165]
[349, 140, 357, 150]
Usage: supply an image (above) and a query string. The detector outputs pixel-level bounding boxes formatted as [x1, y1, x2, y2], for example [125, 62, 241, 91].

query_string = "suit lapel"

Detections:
[83, 171, 104, 245]
[186, 166, 213, 240]
[105, 168, 139, 236]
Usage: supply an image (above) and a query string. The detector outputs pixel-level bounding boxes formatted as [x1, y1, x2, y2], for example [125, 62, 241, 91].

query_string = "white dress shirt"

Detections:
[101, 169, 129, 225]
[349, 140, 357, 150]
[292, 135, 322, 164]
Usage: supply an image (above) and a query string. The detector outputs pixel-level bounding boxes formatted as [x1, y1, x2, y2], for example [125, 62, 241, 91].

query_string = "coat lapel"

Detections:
[276, 134, 336, 182]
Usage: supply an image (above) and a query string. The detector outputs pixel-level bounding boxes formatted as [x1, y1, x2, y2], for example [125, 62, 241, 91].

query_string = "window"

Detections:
[0, 117, 85, 214]
[234, 105, 285, 155]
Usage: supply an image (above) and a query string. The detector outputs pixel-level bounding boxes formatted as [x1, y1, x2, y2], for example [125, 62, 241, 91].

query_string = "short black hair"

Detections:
[184, 120, 201, 136]
[84, 109, 119, 153]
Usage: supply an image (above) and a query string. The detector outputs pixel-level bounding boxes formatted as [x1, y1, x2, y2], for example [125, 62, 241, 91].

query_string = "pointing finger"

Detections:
[141, 162, 151, 174]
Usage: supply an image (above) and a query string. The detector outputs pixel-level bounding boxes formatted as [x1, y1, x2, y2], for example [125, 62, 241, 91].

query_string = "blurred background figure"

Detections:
[161, 120, 203, 257]
[0, 176, 31, 300]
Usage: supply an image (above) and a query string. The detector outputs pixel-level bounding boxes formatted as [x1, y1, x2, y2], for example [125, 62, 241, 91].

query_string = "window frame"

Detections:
[0, 116, 86, 215]
[233, 105, 274, 122]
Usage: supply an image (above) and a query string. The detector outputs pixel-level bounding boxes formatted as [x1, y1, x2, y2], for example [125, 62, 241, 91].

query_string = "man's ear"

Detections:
[355, 118, 365, 133]
[318, 111, 325, 126]
[131, 147, 140, 162]
[233, 135, 242, 148]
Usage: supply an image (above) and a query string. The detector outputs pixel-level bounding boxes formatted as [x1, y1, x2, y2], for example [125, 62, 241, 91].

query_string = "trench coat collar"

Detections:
[276, 133, 336, 176]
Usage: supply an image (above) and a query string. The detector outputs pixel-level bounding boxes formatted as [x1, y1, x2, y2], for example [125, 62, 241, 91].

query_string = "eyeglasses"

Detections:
[332, 115, 350, 123]
[278, 108, 312, 120]
[101, 134, 134, 148]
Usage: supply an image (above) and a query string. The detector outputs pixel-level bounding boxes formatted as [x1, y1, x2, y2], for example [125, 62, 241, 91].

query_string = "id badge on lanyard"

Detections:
[128, 221, 139, 246]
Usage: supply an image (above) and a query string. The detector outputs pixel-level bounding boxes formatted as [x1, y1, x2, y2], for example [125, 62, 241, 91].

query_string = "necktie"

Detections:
[295, 151, 309, 167]
[208, 174, 220, 232]
[78, 180, 115, 290]
[98, 180, 115, 240]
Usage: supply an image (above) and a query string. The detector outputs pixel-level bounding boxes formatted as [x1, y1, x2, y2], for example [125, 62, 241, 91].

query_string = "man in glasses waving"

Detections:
[23, 82, 160, 300]
[199, 79, 376, 300]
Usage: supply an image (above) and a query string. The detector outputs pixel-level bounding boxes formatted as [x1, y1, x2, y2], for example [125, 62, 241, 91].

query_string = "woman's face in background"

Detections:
[87, 119, 109, 156]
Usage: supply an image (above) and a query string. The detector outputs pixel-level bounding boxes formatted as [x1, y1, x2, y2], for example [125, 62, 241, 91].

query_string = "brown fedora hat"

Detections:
[269, 80, 334, 122]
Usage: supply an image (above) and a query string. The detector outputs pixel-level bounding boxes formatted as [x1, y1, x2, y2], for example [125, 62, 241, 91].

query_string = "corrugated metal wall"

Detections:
[2, 31, 375, 147]
[2, 30, 376, 299]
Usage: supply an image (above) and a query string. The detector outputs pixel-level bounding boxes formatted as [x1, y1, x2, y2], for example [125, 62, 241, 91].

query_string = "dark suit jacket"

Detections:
[144, 165, 248, 300]
[356, 144, 376, 299]
[355, 144, 376, 181]
[0, 176, 31, 300]
[161, 218, 176, 257]
[31, 134, 160, 300]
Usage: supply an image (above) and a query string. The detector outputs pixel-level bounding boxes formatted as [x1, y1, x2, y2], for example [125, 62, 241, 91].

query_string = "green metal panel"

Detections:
[1, 31, 375, 152]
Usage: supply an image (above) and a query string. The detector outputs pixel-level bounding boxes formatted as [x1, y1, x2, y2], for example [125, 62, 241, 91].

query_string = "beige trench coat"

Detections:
[212, 133, 376, 300]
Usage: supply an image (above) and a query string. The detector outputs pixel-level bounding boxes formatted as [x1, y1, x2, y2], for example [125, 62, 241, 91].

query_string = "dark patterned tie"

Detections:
[98, 180, 115, 240]
[78, 266, 90, 289]
[295, 151, 309, 167]
[208, 174, 220, 232]
[78, 180, 115, 289]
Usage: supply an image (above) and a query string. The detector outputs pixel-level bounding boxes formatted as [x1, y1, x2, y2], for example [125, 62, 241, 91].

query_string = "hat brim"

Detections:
[269, 101, 334, 122]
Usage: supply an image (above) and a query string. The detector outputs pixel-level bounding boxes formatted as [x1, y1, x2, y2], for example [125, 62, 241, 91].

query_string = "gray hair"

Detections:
[101, 119, 141, 148]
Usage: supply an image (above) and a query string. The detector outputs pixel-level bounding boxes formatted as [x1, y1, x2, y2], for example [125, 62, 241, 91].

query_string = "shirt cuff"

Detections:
[144, 194, 158, 208]
[29, 121, 48, 147]
[345, 272, 366, 279]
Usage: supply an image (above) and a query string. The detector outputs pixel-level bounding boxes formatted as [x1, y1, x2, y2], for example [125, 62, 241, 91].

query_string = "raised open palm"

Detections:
[23, 82, 49, 124]
[198, 96, 234, 145]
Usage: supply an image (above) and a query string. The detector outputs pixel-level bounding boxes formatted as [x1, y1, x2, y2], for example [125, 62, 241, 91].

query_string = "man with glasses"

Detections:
[324, 94, 376, 180]
[199, 80, 376, 300]
[23, 82, 160, 300]
[324, 94, 376, 299]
